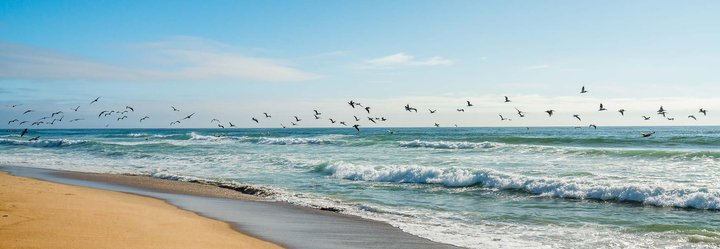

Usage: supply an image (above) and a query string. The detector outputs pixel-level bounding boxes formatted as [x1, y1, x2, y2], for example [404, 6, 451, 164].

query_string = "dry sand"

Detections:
[0, 172, 283, 249]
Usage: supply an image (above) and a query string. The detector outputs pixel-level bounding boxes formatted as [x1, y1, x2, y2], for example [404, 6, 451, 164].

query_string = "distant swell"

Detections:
[399, 140, 498, 149]
[317, 162, 720, 210]
[0, 138, 90, 148]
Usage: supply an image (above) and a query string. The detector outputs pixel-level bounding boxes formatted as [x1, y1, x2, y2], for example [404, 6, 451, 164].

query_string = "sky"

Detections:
[1, 0, 719, 128]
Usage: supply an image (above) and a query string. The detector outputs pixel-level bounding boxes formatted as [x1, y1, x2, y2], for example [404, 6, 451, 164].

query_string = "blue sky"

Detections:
[1, 1, 719, 128]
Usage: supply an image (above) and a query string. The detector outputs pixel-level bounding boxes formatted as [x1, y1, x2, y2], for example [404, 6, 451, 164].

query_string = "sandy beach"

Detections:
[0, 171, 283, 249]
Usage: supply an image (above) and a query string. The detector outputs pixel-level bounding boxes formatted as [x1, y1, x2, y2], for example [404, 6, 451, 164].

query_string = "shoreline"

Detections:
[1, 166, 459, 249]
[0, 171, 283, 249]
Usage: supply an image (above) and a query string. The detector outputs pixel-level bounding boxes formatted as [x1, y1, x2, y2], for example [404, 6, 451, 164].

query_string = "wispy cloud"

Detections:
[365, 53, 452, 68]
[526, 64, 551, 70]
[0, 37, 320, 82]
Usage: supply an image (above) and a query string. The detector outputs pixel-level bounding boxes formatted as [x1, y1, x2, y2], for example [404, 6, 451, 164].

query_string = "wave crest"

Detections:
[318, 162, 720, 210]
[399, 140, 498, 149]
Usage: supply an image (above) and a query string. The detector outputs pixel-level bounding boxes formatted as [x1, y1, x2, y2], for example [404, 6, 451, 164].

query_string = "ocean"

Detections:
[1, 127, 719, 248]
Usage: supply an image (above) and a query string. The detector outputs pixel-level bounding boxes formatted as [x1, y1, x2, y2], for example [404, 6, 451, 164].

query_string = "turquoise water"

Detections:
[2, 127, 720, 248]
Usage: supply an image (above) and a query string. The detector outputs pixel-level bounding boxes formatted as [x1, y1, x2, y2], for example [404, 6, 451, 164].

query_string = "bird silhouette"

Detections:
[580, 86, 588, 94]
[90, 96, 100, 104]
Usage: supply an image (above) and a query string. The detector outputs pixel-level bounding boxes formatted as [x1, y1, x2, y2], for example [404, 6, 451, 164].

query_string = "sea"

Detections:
[1, 127, 719, 248]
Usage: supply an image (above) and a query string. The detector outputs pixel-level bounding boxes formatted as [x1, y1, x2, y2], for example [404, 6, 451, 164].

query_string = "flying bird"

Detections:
[294, 116, 302, 122]
[573, 114, 581, 121]
[280, 123, 286, 128]
[329, 118, 336, 124]
[641, 131, 656, 137]
[28, 136, 40, 141]
[688, 115, 697, 120]
[466, 100, 473, 107]
[20, 128, 28, 137]
[499, 114, 508, 121]
[252, 117, 259, 123]
[183, 113, 195, 120]
[339, 121, 347, 126]
[699, 108, 708, 116]
[515, 107, 526, 117]
[429, 109, 437, 114]
[598, 103, 607, 111]
[642, 116, 651, 120]
[589, 124, 598, 129]
[171, 106, 180, 112]
[348, 100, 357, 108]
[90, 96, 100, 104]
[51, 111, 63, 117]
[72, 106, 80, 111]
[23, 110, 34, 114]
[314, 114, 321, 120]
[217, 124, 225, 128]
[364, 106, 371, 113]
[352, 124, 360, 132]
[580, 86, 588, 94]
[126, 106, 134, 112]
[456, 109, 465, 112]
[545, 110, 554, 117]
[368, 117, 377, 123]
[434, 123, 440, 127]
[69, 118, 83, 122]
[263, 112, 272, 118]
[313, 110, 322, 115]
[211, 118, 220, 123]
[618, 109, 626, 116]
[229, 122, 236, 127]
[8, 119, 19, 124]
[504, 96, 511, 102]
[140, 116, 150, 122]
[353, 116, 360, 121]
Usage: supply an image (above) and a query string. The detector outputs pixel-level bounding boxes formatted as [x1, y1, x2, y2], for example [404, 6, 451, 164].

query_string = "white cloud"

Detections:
[0, 38, 320, 82]
[365, 53, 452, 68]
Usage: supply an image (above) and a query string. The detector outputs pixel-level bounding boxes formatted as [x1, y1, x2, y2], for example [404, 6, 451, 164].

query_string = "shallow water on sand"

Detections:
[2, 127, 720, 248]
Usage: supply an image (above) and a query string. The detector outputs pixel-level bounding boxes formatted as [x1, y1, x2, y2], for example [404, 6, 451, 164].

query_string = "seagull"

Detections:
[466, 100, 473, 107]
[657, 106, 667, 117]
[90, 96, 100, 104]
[515, 107, 526, 117]
[126, 106, 134, 112]
[699, 108, 708, 116]
[499, 114, 512, 121]
[352, 124, 360, 132]
[329, 118, 336, 124]
[23, 110, 34, 114]
[170, 120, 181, 126]
[368, 117, 377, 123]
[429, 109, 437, 114]
[348, 100, 357, 108]
[171, 106, 180, 112]
[504, 96, 511, 102]
[434, 123, 440, 127]
[28, 136, 40, 141]
[51, 111, 63, 117]
[314, 114, 321, 120]
[72, 106, 80, 111]
[313, 110, 322, 115]
[365, 106, 371, 113]
[618, 109, 626, 116]
[598, 103, 607, 111]
[339, 121, 347, 126]
[211, 118, 220, 123]
[229, 122, 236, 127]
[642, 116, 651, 120]
[353, 116, 360, 121]
[589, 124, 598, 129]
[117, 115, 128, 121]
[545, 110, 555, 117]
[291, 122, 298, 126]
[667, 117, 675, 121]
[19, 121, 29, 125]
[217, 124, 225, 128]
[280, 123, 286, 128]
[139, 116, 150, 122]
[580, 86, 588, 94]
[688, 115, 697, 120]
[20, 128, 28, 137]
[294, 116, 302, 122]
[69, 118, 84, 122]
[8, 119, 19, 124]
[7, 104, 21, 108]
[183, 113, 195, 120]
[573, 114, 581, 121]
[98, 111, 109, 117]
[252, 117, 259, 123]
[641, 131, 655, 138]
[263, 112, 272, 118]
[457, 109, 465, 112]
[380, 117, 387, 121]
[31, 121, 43, 126]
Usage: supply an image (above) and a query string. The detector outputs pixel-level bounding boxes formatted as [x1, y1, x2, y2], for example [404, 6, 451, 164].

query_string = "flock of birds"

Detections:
[3, 86, 712, 141]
